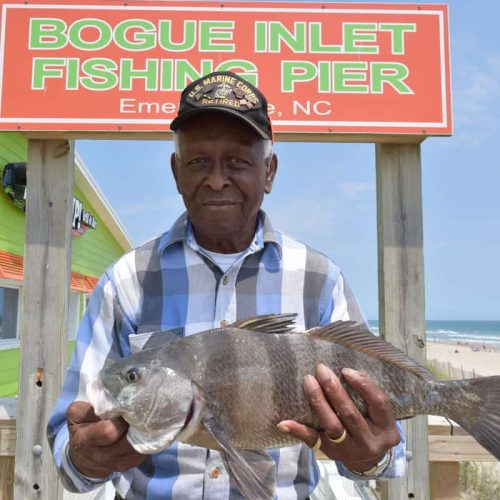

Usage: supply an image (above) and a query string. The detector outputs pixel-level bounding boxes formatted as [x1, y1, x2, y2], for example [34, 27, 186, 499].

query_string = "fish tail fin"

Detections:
[438, 376, 500, 460]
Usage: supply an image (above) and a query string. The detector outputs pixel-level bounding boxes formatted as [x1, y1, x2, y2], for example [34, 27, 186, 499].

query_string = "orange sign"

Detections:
[0, 1, 451, 136]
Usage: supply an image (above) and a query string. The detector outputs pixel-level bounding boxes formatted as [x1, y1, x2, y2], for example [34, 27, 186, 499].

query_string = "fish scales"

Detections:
[167, 328, 307, 450]
[89, 314, 500, 500]
[144, 327, 430, 449]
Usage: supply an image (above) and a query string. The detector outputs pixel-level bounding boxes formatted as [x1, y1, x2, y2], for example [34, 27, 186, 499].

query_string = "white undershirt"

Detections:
[200, 247, 248, 273]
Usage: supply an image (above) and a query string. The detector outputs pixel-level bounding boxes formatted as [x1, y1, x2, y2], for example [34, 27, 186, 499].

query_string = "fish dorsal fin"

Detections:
[305, 321, 435, 381]
[231, 313, 298, 335]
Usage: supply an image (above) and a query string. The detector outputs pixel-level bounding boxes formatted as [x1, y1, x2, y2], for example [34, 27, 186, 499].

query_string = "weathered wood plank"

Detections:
[376, 144, 428, 500]
[429, 435, 495, 462]
[0, 423, 16, 456]
[22, 131, 426, 144]
[428, 416, 468, 436]
[3, 395, 497, 498]
[0, 456, 14, 500]
[429, 462, 460, 500]
[6, 406, 492, 464]
[14, 139, 74, 500]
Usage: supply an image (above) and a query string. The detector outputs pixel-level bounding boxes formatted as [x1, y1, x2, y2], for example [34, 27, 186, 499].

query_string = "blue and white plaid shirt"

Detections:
[47, 210, 405, 499]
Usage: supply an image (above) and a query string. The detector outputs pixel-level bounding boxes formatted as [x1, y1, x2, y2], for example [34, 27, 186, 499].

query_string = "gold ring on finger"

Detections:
[313, 436, 322, 450]
[325, 428, 347, 444]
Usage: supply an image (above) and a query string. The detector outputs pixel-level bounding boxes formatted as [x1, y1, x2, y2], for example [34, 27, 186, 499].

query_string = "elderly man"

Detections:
[48, 71, 405, 499]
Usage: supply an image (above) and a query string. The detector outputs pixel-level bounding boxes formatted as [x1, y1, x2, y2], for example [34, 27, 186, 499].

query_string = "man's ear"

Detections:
[170, 152, 182, 194]
[264, 153, 278, 194]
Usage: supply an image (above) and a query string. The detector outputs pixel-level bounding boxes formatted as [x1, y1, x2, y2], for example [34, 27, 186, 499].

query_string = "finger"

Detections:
[68, 401, 101, 424]
[93, 433, 145, 470]
[111, 432, 145, 458]
[302, 373, 345, 440]
[70, 416, 129, 447]
[341, 368, 396, 428]
[277, 420, 319, 449]
[68, 401, 129, 435]
[315, 364, 369, 440]
[69, 435, 145, 478]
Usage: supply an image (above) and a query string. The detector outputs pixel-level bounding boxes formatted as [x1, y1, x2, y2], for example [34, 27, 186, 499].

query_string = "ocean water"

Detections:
[367, 320, 500, 347]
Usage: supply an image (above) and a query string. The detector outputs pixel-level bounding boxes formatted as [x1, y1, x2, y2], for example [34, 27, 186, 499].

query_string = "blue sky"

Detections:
[76, 0, 500, 320]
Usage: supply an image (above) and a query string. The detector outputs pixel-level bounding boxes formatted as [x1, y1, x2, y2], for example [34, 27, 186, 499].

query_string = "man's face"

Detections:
[171, 112, 277, 253]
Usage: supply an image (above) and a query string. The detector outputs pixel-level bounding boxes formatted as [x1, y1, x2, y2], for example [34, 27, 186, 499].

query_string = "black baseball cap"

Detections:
[170, 71, 273, 140]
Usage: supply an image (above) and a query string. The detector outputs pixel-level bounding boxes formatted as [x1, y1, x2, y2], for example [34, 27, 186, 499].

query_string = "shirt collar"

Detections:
[157, 210, 282, 259]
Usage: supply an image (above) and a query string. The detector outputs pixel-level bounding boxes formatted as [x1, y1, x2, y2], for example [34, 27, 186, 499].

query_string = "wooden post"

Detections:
[376, 144, 429, 500]
[14, 140, 74, 499]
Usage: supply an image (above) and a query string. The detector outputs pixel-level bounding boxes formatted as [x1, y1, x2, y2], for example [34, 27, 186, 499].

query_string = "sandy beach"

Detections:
[426, 341, 500, 377]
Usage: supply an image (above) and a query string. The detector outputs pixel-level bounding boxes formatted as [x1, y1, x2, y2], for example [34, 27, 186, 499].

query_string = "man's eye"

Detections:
[226, 157, 249, 168]
[187, 158, 209, 167]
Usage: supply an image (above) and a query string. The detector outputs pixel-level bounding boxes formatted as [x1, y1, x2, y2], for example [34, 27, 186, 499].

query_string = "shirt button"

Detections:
[220, 320, 228, 327]
[222, 276, 228, 285]
[210, 467, 221, 479]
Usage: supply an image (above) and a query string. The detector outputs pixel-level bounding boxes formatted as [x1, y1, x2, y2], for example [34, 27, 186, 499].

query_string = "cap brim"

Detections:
[170, 107, 271, 140]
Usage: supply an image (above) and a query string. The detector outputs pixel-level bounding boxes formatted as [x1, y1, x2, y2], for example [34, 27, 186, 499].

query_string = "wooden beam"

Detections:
[0, 457, 14, 500]
[4, 394, 497, 499]
[376, 144, 429, 500]
[14, 140, 74, 499]
[22, 131, 427, 144]
[429, 435, 495, 462]
[429, 462, 460, 500]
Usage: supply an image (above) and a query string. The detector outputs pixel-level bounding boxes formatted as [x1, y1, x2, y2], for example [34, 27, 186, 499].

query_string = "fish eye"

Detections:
[125, 368, 140, 383]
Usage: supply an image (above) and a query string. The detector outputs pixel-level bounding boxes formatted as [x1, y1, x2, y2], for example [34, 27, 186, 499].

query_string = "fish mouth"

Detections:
[182, 400, 195, 430]
[177, 384, 205, 442]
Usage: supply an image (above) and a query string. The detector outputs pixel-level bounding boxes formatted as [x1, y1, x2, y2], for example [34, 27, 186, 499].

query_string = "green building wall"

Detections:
[0, 132, 125, 276]
[0, 133, 26, 258]
[0, 132, 129, 396]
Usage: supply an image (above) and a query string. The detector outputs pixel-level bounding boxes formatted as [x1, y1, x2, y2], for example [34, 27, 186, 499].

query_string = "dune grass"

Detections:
[427, 359, 500, 499]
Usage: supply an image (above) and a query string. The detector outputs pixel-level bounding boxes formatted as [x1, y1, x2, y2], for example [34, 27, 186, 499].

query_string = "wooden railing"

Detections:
[0, 399, 497, 500]
[0, 399, 15, 500]
[309, 416, 496, 500]
[428, 415, 496, 499]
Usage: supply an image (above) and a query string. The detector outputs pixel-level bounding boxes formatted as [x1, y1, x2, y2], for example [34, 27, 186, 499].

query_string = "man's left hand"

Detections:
[277, 364, 401, 473]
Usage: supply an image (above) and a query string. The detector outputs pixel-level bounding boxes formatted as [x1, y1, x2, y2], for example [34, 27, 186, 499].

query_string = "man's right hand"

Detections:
[68, 401, 146, 478]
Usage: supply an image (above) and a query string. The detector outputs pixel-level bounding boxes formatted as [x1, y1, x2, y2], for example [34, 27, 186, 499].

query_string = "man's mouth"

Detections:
[203, 200, 239, 206]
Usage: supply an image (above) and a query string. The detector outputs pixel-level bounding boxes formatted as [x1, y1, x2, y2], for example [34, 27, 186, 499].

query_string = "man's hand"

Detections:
[278, 364, 400, 473]
[68, 401, 146, 478]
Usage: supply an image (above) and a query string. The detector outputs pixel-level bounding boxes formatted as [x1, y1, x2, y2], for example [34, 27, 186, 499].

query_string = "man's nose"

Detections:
[204, 163, 230, 191]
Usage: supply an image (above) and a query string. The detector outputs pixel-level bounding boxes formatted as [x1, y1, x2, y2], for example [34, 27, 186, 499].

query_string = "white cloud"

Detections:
[118, 195, 184, 216]
[264, 196, 337, 236]
[452, 53, 500, 145]
[339, 181, 375, 198]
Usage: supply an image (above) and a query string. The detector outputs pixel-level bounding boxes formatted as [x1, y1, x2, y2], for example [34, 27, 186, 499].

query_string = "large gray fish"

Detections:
[87, 314, 500, 499]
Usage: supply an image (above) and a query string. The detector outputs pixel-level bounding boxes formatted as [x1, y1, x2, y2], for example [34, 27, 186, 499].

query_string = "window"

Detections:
[68, 292, 80, 341]
[0, 286, 19, 341]
[0, 285, 84, 347]
[84, 293, 91, 310]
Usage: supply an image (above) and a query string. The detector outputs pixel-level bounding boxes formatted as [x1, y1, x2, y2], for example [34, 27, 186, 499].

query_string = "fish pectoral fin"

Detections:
[204, 417, 276, 500]
[221, 450, 276, 500]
